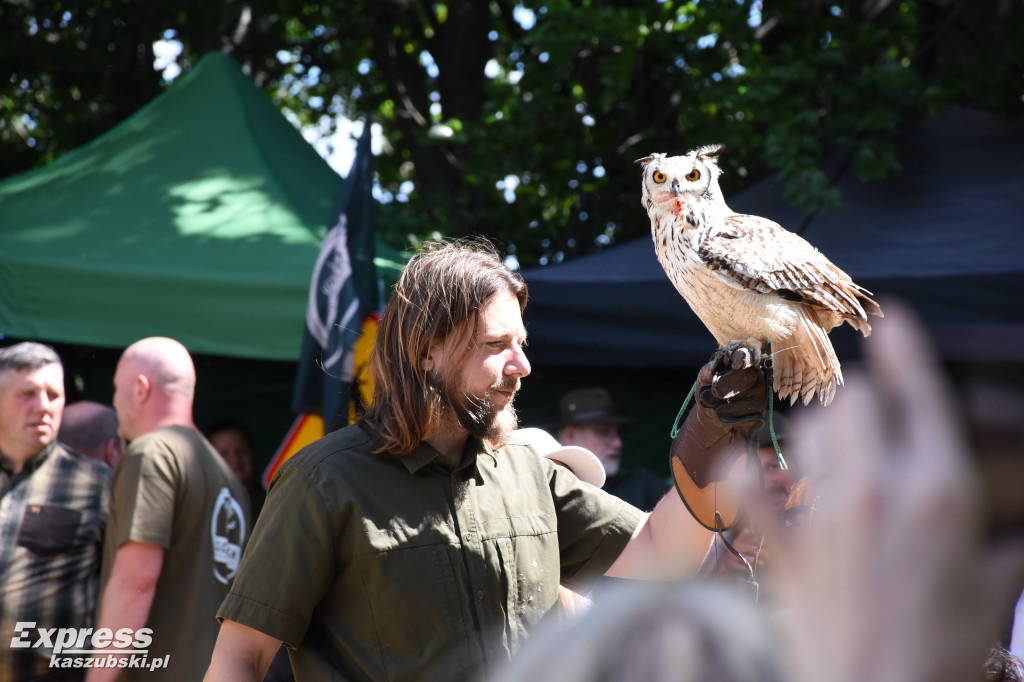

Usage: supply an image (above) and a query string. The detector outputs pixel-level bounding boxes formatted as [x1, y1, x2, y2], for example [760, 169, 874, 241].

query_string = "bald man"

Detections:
[59, 400, 124, 469]
[89, 337, 250, 682]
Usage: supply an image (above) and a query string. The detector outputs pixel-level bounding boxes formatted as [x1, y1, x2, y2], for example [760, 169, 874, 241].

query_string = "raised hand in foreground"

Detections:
[775, 301, 1024, 682]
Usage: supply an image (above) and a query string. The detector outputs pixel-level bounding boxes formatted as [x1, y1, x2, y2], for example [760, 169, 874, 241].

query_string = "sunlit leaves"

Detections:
[1, 1, 1021, 268]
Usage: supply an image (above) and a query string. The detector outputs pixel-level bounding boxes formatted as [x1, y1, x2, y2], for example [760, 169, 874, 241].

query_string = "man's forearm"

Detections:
[85, 542, 163, 682]
[204, 620, 282, 682]
[607, 490, 716, 579]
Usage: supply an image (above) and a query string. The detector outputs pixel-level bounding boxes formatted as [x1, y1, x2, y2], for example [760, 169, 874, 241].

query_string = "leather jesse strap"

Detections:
[670, 347, 768, 532]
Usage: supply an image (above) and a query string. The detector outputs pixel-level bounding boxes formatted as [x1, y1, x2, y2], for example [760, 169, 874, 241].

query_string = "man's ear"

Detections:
[135, 374, 151, 403]
[422, 346, 437, 373]
[102, 437, 122, 468]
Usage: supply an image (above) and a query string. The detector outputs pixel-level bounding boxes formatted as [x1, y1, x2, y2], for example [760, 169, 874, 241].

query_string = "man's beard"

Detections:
[601, 453, 621, 477]
[429, 374, 519, 444]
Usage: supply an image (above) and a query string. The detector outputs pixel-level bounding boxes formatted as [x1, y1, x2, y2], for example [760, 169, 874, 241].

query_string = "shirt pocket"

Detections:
[17, 504, 83, 556]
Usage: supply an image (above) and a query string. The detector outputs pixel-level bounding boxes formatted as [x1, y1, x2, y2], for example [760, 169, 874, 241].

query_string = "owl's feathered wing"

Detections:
[695, 212, 883, 405]
[703, 213, 880, 327]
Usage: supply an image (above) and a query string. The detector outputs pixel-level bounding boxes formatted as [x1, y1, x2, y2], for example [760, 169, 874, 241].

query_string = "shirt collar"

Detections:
[400, 442, 445, 474]
[0, 440, 58, 484]
[398, 436, 498, 475]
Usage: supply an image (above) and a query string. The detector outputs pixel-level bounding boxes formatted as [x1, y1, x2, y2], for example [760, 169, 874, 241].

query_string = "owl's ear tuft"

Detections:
[635, 153, 663, 169]
[697, 144, 726, 162]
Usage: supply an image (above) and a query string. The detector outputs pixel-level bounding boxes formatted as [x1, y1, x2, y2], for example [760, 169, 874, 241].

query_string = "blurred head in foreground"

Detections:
[491, 580, 785, 682]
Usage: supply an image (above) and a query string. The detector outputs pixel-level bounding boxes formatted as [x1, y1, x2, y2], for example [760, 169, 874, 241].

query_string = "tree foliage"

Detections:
[2, 0, 1021, 268]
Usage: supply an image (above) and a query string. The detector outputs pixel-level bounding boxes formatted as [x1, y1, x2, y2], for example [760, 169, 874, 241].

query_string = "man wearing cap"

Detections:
[556, 387, 669, 511]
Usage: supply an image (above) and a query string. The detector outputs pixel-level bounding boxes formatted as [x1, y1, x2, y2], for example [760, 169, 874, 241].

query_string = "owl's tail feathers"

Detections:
[840, 285, 884, 337]
[772, 307, 842, 407]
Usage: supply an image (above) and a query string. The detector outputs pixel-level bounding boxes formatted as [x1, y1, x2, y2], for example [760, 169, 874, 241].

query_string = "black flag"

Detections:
[291, 126, 378, 432]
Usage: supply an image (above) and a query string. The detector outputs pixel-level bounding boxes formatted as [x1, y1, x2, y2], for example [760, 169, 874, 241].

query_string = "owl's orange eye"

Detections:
[652, 171, 667, 184]
[685, 169, 701, 181]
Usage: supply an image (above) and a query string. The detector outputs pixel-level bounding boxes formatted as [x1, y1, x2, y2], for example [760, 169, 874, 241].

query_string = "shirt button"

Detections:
[464, 533, 474, 542]
[477, 590, 484, 601]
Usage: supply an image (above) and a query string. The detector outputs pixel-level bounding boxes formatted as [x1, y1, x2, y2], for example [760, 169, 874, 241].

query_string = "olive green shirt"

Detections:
[218, 423, 643, 681]
[103, 425, 251, 681]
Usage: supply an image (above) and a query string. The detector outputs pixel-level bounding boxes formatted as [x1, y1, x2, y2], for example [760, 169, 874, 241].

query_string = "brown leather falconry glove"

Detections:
[670, 345, 768, 532]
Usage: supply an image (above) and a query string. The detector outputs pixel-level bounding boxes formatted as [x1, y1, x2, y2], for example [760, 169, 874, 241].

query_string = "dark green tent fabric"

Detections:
[0, 52, 405, 361]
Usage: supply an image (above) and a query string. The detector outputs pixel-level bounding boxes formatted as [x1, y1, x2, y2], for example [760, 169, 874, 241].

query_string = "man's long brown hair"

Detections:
[362, 239, 527, 457]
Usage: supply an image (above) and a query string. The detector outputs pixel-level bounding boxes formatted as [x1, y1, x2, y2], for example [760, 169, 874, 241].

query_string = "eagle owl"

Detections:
[637, 145, 883, 406]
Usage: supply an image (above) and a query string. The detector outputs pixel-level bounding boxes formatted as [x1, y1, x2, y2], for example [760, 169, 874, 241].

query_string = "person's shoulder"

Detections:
[282, 422, 376, 474]
[134, 424, 211, 449]
[123, 426, 210, 470]
[499, 430, 557, 460]
[125, 425, 174, 449]
[495, 434, 550, 473]
[499, 433, 538, 458]
[53, 442, 114, 482]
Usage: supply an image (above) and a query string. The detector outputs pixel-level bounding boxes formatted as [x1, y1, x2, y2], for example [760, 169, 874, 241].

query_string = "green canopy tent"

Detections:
[0, 52, 406, 461]
[0, 51, 404, 359]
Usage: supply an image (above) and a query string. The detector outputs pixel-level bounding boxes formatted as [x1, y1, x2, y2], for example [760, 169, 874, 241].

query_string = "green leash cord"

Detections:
[766, 384, 787, 471]
[669, 368, 787, 471]
[669, 381, 697, 440]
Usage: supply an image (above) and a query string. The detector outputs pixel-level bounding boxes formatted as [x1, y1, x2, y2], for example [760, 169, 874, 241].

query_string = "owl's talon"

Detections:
[731, 347, 753, 370]
[723, 340, 762, 370]
[707, 348, 731, 373]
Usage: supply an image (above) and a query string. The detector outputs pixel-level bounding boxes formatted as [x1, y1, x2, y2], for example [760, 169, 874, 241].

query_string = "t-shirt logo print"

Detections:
[211, 487, 246, 585]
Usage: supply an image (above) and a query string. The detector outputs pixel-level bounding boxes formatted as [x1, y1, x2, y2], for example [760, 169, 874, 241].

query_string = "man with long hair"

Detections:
[207, 239, 763, 682]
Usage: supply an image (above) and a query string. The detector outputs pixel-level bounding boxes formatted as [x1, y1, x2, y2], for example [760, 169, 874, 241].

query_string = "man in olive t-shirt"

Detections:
[88, 338, 250, 682]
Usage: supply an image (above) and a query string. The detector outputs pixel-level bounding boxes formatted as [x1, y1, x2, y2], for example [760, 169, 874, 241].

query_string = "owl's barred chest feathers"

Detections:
[648, 200, 797, 345]
[637, 144, 883, 406]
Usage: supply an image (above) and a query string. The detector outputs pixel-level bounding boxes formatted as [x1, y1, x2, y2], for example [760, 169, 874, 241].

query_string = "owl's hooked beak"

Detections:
[673, 194, 686, 218]
[669, 180, 689, 218]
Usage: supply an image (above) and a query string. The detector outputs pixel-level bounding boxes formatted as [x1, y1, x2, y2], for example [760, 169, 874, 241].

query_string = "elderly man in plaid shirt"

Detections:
[0, 342, 112, 682]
